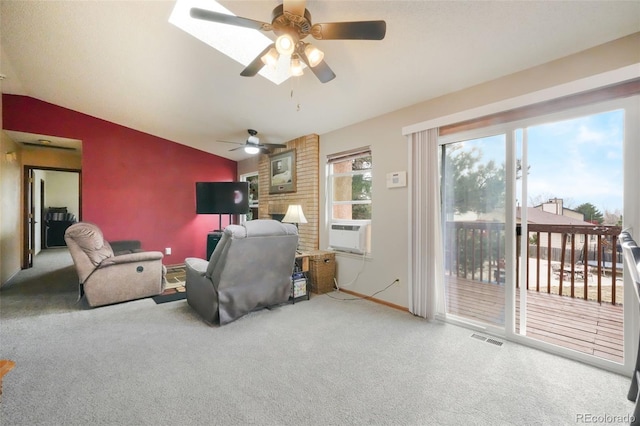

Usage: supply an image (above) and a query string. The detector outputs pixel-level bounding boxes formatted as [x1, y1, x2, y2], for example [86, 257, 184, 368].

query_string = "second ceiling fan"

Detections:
[190, 0, 386, 83]
[218, 129, 286, 154]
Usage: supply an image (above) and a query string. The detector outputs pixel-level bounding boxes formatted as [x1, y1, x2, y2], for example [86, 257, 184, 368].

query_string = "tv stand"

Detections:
[214, 213, 234, 233]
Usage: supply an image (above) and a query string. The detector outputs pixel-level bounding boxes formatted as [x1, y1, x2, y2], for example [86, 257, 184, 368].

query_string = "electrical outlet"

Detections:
[165, 248, 171, 255]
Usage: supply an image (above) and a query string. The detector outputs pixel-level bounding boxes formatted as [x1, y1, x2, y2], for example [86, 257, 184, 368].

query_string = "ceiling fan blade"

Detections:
[311, 21, 386, 40]
[262, 143, 287, 149]
[217, 140, 243, 145]
[240, 44, 274, 77]
[283, 0, 306, 16]
[229, 146, 246, 152]
[299, 51, 336, 83]
[311, 60, 336, 83]
[190, 8, 271, 31]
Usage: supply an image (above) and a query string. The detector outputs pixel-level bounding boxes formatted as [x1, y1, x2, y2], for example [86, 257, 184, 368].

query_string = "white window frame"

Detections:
[239, 171, 259, 223]
[327, 147, 372, 224]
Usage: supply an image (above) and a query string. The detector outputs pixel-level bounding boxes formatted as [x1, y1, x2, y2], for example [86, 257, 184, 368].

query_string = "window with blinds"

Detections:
[327, 147, 372, 221]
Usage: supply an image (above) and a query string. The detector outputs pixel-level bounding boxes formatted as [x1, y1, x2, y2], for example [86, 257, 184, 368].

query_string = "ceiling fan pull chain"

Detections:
[289, 79, 302, 112]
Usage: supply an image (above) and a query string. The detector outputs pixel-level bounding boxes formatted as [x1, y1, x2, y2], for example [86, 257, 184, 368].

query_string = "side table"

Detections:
[307, 250, 336, 294]
[291, 253, 310, 303]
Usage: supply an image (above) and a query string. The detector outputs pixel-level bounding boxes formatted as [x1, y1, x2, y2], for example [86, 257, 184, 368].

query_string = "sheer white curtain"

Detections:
[408, 128, 445, 319]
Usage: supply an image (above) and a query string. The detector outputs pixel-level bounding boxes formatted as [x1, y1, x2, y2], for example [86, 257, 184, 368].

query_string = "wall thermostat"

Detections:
[386, 171, 407, 188]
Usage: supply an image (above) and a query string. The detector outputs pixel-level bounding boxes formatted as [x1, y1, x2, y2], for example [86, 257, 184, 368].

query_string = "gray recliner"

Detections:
[65, 222, 166, 307]
[185, 220, 298, 325]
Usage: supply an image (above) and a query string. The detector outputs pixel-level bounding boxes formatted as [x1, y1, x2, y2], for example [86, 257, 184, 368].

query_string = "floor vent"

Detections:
[470, 333, 504, 347]
[486, 338, 504, 347]
[470, 333, 487, 342]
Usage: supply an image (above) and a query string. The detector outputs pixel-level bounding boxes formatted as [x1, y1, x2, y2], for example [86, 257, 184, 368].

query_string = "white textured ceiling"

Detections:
[2, 1, 639, 161]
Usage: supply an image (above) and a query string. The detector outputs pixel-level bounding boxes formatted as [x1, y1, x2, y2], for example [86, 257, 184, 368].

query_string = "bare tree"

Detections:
[603, 208, 622, 226]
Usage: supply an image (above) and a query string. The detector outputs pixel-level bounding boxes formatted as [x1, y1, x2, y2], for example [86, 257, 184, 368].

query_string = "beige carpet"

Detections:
[2, 249, 634, 425]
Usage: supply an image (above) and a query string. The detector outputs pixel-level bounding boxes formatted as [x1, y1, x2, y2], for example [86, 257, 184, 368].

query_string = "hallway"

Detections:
[0, 248, 81, 319]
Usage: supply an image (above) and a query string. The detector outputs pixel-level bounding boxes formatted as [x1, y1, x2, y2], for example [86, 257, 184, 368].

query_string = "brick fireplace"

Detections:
[258, 134, 319, 252]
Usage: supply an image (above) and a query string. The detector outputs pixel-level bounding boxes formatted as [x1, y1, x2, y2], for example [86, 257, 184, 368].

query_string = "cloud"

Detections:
[453, 109, 625, 212]
[518, 110, 624, 211]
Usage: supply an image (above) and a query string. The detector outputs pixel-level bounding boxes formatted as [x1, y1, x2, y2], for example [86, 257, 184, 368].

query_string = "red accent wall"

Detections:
[3, 94, 236, 263]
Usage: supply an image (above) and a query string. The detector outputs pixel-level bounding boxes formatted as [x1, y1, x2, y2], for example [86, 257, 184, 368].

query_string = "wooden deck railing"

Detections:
[445, 221, 623, 305]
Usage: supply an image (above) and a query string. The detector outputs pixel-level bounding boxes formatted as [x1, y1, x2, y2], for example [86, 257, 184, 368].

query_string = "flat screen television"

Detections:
[195, 182, 249, 214]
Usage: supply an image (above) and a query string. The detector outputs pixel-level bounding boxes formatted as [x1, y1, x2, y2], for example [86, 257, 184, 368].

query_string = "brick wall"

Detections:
[258, 134, 319, 251]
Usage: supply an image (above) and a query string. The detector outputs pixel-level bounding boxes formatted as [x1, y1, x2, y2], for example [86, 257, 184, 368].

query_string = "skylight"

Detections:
[169, 0, 291, 85]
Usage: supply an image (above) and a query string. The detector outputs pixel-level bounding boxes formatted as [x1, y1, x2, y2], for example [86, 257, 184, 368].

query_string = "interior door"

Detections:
[22, 168, 35, 268]
[40, 179, 46, 249]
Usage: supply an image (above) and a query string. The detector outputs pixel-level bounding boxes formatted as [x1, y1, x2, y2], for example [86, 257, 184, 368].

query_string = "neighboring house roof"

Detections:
[453, 207, 595, 226]
[517, 207, 594, 226]
[532, 201, 585, 221]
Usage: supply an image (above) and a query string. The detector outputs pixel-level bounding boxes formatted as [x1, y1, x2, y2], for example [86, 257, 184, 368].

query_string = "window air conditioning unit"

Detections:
[329, 221, 370, 254]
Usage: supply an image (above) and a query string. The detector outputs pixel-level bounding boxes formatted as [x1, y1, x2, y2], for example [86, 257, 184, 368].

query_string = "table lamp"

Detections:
[282, 204, 308, 230]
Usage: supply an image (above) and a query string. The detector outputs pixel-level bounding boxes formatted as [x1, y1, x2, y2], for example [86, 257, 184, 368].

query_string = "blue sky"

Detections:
[524, 109, 624, 213]
[451, 108, 624, 214]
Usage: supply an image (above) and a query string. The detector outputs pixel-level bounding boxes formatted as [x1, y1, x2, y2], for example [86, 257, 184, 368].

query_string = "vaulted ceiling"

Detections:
[2, 1, 639, 161]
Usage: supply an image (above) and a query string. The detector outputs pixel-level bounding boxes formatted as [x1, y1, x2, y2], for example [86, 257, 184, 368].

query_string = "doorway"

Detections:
[22, 166, 81, 269]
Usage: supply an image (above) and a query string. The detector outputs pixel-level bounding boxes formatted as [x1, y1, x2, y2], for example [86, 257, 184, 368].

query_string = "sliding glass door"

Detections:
[516, 107, 626, 364]
[439, 96, 637, 369]
[442, 134, 507, 328]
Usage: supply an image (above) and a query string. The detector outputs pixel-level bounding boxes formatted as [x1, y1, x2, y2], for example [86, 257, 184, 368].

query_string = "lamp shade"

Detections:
[290, 54, 304, 76]
[282, 204, 308, 225]
[275, 34, 295, 56]
[261, 47, 279, 68]
[304, 44, 324, 67]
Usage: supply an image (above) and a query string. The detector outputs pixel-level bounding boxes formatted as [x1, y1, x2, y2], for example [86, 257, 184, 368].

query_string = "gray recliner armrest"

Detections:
[185, 257, 219, 323]
[185, 257, 209, 275]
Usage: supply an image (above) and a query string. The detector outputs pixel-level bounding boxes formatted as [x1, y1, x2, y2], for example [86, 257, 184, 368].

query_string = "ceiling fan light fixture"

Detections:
[180, 0, 386, 84]
[290, 54, 304, 76]
[304, 44, 324, 67]
[244, 146, 260, 155]
[275, 34, 296, 56]
[261, 47, 279, 68]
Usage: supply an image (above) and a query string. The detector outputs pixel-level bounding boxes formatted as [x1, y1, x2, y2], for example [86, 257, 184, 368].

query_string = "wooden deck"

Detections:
[446, 276, 624, 363]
